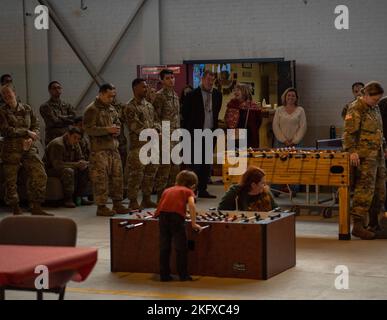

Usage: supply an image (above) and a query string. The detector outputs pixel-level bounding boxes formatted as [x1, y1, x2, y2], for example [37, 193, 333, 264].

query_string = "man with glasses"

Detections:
[182, 70, 222, 198]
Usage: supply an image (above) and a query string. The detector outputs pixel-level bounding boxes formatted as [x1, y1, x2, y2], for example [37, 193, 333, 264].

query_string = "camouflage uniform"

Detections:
[0, 92, 21, 107]
[112, 99, 128, 189]
[124, 98, 160, 201]
[152, 88, 181, 194]
[78, 135, 90, 161]
[83, 98, 123, 206]
[343, 97, 386, 226]
[342, 99, 355, 120]
[44, 135, 89, 199]
[40, 98, 76, 145]
[0, 102, 47, 206]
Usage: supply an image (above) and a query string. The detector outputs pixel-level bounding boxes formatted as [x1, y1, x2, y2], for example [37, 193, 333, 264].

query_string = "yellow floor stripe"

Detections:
[66, 287, 232, 300]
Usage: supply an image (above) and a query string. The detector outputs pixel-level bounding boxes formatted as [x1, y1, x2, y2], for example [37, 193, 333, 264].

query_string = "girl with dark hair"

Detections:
[218, 166, 277, 211]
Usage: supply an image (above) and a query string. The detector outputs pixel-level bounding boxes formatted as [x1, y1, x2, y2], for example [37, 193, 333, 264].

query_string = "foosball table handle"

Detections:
[125, 222, 144, 230]
[269, 213, 282, 220]
[194, 225, 211, 233]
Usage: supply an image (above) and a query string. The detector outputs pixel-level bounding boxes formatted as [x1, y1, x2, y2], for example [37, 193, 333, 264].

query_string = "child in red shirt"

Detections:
[154, 170, 202, 281]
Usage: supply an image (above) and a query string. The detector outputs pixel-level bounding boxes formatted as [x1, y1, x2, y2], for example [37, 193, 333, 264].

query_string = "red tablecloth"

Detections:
[0, 245, 98, 286]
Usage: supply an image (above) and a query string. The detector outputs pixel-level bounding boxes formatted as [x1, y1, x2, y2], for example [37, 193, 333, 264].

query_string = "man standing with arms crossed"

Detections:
[40, 81, 76, 145]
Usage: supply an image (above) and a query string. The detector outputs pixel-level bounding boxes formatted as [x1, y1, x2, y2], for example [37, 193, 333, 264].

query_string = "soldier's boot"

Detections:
[128, 199, 140, 210]
[12, 204, 23, 215]
[352, 217, 375, 240]
[113, 201, 131, 214]
[31, 203, 54, 216]
[141, 194, 158, 209]
[63, 196, 76, 208]
[96, 205, 115, 217]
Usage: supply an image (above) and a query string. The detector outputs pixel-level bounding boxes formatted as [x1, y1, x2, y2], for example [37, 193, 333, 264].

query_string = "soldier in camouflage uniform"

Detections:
[124, 78, 160, 210]
[73, 116, 90, 161]
[44, 127, 93, 208]
[40, 81, 76, 145]
[83, 84, 130, 216]
[111, 92, 128, 198]
[341, 82, 364, 120]
[0, 74, 21, 107]
[152, 69, 181, 202]
[0, 84, 52, 216]
[0, 74, 13, 106]
[343, 81, 386, 239]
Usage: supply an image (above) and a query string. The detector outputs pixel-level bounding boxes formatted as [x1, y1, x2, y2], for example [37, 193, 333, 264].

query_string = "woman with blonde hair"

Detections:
[272, 88, 307, 196]
[343, 81, 385, 239]
[224, 83, 262, 148]
[272, 87, 307, 148]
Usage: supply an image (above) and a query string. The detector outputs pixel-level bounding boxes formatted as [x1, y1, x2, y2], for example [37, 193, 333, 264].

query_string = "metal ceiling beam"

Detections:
[38, 0, 104, 86]
[74, 0, 147, 109]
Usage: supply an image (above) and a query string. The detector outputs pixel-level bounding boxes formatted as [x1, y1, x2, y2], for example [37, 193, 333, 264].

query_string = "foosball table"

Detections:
[110, 208, 295, 280]
[222, 148, 351, 240]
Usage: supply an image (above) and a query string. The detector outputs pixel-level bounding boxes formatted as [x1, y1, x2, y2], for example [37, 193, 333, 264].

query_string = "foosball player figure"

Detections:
[154, 170, 202, 281]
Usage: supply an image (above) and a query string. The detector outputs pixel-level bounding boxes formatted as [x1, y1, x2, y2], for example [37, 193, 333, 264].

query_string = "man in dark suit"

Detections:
[182, 70, 222, 198]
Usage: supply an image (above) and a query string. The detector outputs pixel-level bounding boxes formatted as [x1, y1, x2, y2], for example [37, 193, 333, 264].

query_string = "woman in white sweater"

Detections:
[271, 88, 307, 196]
[272, 88, 307, 147]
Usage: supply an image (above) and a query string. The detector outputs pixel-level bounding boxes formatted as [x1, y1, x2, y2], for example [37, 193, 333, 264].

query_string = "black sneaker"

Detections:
[198, 191, 216, 199]
[160, 275, 173, 282]
[179, 275, 193, 281]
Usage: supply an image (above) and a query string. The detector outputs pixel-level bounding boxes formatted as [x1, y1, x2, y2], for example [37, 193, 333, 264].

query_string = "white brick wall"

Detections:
[161, 0, 387, 143]
[1, 0, 387, 144]
[0, 0, 27, 101]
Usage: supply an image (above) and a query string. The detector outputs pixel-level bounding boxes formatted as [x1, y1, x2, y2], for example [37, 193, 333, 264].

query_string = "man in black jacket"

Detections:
[182, 70, 222, 198]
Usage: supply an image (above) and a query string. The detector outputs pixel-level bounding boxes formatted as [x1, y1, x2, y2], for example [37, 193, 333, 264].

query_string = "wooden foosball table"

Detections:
[222, 148, 351, 240]
[110, 209, 295, 280]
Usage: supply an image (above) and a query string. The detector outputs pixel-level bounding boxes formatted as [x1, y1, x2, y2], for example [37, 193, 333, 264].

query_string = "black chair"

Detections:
[0, 216, 77, 300]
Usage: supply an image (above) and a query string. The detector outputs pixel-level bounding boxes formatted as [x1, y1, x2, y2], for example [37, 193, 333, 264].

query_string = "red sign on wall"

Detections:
[140, 66, 181, 75]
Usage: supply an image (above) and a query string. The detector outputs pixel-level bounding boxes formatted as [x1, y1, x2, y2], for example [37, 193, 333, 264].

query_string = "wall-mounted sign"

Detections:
[140, 66, 181, 75]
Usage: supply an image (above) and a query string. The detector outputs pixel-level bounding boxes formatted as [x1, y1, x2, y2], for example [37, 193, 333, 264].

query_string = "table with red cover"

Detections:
[0, 245, 98, 287]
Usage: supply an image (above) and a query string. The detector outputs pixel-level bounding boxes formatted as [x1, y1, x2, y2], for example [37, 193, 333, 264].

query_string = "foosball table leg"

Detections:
[338, 186, 351, 240]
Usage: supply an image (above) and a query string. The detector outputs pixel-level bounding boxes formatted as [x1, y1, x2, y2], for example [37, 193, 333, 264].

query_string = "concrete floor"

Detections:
[1, 183, 387, 300]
